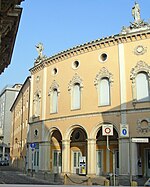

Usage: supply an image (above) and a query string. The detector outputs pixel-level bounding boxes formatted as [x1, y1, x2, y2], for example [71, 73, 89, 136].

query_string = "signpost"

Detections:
[120, 124, 129, 137]
[30, 143, 36, 177]
[102, 125, 115, 186]
[30, 143, 36, 150]
[102, 124, 113, 136]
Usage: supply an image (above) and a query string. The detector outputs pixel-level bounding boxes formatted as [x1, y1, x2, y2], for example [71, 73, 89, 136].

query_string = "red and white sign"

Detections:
[102, 124, 113, 136]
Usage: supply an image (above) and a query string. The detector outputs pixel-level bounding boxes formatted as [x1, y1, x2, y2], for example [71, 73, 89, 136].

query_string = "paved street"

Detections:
[0, 166, 51, 185]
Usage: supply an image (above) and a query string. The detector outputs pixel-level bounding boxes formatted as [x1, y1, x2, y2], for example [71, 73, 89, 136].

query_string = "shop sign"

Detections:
[132, 138, 149, 143]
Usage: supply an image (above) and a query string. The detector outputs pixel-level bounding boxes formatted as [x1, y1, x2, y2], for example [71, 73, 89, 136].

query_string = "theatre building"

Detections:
[28, 3, 150, 179]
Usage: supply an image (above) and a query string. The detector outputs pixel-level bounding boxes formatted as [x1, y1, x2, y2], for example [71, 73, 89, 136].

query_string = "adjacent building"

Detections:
[0, 84, 22, 161]
[10, 77, 30, 171]
[0, 0, 24, 74]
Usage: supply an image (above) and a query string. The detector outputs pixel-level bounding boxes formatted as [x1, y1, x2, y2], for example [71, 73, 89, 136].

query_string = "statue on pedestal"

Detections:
[34, 42, 47, 65]
[121, 2, 150, 34]
[132, 2, 141, 23]
[36, 43, 44, 59]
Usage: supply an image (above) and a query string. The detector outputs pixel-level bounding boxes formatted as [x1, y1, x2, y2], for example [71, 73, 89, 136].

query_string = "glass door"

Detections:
[33, 149, 39, 172]
[73, 151, 81, 174]
[53, 150, 62, 173]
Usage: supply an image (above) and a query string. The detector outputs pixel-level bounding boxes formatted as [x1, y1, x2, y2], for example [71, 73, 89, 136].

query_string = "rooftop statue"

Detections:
[36, 42, 44, 59]
[34, 43, 46, 65]
[121, 2, 150, 34]
[132, 2, 141, 23]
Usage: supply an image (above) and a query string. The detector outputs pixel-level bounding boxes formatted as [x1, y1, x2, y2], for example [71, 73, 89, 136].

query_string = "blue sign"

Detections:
[30, 143, 36, 149]
[122, 129, 127, 135]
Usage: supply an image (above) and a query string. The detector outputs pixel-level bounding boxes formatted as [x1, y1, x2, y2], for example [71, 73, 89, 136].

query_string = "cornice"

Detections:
[30, 29, 150, 74]
[29, 107, 150, 125]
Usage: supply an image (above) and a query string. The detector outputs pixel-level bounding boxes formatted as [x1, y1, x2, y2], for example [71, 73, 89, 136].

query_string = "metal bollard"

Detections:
[104, 179, 110, 186]
[131, 181, 137, 186]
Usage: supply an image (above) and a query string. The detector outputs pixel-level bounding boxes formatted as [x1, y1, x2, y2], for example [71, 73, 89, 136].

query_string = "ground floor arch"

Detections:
[50, 129, 62, 174]
[95, 125, 119, 176]
[70, 127, 87, 174]
[28, 121, 123, 177]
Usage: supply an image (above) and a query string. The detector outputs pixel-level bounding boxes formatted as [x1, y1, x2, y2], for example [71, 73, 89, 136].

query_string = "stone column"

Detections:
[131, 142, 138, 176]
[2, 146, 5, 159]
[119, 138, 130, 175]
[87, 139, 96, 176]
[39, 142, 51, 171]
[62, 140, 70, 174]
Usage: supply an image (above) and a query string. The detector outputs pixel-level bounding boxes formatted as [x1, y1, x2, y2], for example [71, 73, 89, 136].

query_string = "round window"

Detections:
[75, 131, 80, 140]
[99, 53, 108, 62]
[36, 76, 40, 83]
[34, 129, 39, 137]
[52, 68, 58, 75]
[72, 60, 80, 69]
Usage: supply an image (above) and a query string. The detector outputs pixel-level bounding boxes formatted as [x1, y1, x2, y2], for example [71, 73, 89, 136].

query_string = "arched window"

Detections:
[136, 72, 150, 102]
[50, 89, 58, 113]
[99, 78, 110, 106]
[72, 83, 81, 110]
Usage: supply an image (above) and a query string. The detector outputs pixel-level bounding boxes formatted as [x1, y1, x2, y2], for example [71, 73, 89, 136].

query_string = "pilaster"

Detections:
[39, 142, 51, 171]
[62, 140, 70, 174]
[87, 139, 96, 176]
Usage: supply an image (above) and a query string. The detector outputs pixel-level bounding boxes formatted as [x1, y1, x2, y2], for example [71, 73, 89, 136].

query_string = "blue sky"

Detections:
[0, 0, 150, 91]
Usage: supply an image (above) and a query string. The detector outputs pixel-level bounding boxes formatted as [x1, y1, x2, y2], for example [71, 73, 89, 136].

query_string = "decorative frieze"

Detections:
[30, 30, 150, 75]
[137, 118, 150, 134]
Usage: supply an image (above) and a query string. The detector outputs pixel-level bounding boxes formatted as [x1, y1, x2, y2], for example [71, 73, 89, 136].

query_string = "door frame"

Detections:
[32, 149, 39, 172]
[53, 150, 62, 174]
[72, 150, 82, 174]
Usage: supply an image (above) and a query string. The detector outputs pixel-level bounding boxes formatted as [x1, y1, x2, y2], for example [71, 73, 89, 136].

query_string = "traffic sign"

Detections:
[30, 143, 36, 149]
[120, 124, 129, 137]
[102, 124, 113, 136]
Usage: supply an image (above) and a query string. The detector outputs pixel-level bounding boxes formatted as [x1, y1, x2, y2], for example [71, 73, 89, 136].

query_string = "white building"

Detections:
[0, 84, 22, 161]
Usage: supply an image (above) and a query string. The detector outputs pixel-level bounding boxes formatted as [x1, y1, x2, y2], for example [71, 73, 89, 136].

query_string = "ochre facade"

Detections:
[28, 29, 150, 178]
[10, 77, 30, 171]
